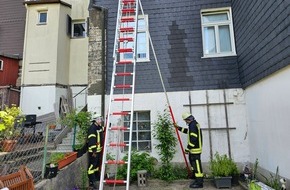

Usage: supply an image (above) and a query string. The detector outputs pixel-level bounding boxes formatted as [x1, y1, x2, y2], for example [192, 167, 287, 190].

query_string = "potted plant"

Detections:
[209, 152, 239, 188]
[0, 105, 23, 152]
[45, 151, 78, 179]
[48, 122, 56, 130]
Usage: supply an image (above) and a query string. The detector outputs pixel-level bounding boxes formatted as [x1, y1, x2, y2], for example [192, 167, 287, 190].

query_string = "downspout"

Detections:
[20, 4, 29, 109]
[101, 7, 107, 118]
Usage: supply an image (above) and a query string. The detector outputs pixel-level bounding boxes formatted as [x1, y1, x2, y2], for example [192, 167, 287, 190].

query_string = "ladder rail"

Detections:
[125, 0, 139, 189]
[99, 0, 138, 189]
[99, 0, 123, 189]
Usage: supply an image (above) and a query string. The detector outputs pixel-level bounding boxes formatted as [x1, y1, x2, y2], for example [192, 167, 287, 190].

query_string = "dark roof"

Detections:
[0, 0, 26, 57]
[24, 0, 71, 8]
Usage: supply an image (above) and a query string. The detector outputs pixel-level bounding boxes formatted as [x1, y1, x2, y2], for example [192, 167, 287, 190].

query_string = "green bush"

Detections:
[117, 150, 156, 181]
[209, 152, 239, 177]
[152, 110, 177, 181]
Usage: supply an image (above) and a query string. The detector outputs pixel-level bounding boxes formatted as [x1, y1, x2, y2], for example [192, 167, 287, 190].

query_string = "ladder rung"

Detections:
[117, 60, 133, 64]
[113, 98, 130, 101]
[122, 0, 135, 4]
[122, 9, 135, 14]
[121, 17, 135, 22]
[112, 111, 130, 115]
[109, 142, 127, 147]
[119, 37, 134, 42]
[106, 160, 126, 164]
[110, 126, 129, 130]
[105, 179, 126, 184]
[114, 84, 131, 88]
[115, 72, 133, 76]
[118, 48, 133, 53]
[120, 27, 134, 32]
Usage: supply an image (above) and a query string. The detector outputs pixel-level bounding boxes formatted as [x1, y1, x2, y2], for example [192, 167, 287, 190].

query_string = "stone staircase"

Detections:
[54, 128, 80, 152]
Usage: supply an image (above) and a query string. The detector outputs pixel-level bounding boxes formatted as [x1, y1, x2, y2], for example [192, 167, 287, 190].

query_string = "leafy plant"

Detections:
[261, 166, 281, 190]
[60, 110, 92, 146]
[151, 164, 192, 180]
[0, 105, 23, 140]
[209, 152, 239, 177]
[49, 152, 65, 165]
[117, 150, 156, 181]
[152, 109, 177, 181]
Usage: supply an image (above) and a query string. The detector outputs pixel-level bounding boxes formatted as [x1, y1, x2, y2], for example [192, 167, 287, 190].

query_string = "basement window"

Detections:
[123, 111, 151, 152]
[0, 60, 3, 71]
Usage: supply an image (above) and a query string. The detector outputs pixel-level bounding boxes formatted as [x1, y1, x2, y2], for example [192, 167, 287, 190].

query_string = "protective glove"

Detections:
[173, 123, 179, 129]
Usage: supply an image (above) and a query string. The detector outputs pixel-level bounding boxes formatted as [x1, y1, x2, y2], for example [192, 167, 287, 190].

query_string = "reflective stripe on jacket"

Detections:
[178, 121, 202, 154]
[88, 123, 104, 153]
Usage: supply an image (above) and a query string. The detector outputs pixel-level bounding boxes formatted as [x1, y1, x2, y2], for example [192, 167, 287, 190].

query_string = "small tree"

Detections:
[153, 109, 177, 181]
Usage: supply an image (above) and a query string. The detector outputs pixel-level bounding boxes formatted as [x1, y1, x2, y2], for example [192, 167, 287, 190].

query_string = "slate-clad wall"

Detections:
[232, 0, 290, 88]
[0, 0, 26, 57]
[94, 0, 241, 94]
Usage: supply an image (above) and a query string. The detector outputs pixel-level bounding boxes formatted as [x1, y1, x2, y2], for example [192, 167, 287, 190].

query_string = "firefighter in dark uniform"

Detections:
[174, 112, 204, 188]
[87, 113, 104, 189]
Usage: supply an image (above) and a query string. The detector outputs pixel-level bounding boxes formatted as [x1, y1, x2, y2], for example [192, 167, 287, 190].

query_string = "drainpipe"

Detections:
[100, 7, 107, 118]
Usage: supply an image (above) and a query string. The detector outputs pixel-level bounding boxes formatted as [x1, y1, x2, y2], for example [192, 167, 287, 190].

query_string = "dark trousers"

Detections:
[88, 152, 101, 184]
[189, 153, 203, 184]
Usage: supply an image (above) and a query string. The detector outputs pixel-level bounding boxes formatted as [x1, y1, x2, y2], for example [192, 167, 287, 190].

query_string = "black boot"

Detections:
[189, 183, 203, 188]
[189, 178, 203, 188]
[89, 181, 98, 189]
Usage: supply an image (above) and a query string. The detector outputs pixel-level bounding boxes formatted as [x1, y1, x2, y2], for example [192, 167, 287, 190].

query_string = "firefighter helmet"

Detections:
[91, 113, 102, 122]
[182, 112, 192, 120]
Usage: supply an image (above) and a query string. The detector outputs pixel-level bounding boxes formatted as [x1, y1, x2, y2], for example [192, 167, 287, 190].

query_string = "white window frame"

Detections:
[0, 60, 3, 71]
[120, 15, 150, 62]
[123, 111, 151, 152]
[201, 7, 236, 58]
[136, 15, 150, 62]
[71, 21, 87, 38]
[38, 11, 47, 25]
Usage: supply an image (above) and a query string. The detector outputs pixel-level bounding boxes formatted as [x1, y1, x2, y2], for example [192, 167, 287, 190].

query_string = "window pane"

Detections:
[204, 26, 216, 54]
[39, 12, 47, 23]
[219, 25, 232, 52]
[138, 142, 151, 151]
[0, 60, 3, 70]
[203, 13, 228, 23]
[73, 23, 85, 37]
[137, 33, 146, 58]
[138, 18, 146, 30]
[124, 132, 137, 141]
[138, 132, 151, 140]
[138, 122, 150, 130]
[137, 112, 150, 120]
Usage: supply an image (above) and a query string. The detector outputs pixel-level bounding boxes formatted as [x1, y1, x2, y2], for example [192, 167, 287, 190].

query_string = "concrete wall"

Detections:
[245, 65, 290, 179]
[88, 88, 249, 164]
[20, 86, 67, 116]
[35, 153, 88, 190]
[69, 0, 89, 85]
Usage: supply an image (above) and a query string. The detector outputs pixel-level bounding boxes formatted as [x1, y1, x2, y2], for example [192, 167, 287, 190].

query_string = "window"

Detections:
[121, 15, 149, 62]
[72, 21, 86, 38]
[123, 111, 151, 151]
[38, 11, 47, 24]
[201, 8, 236, 58]
[0, 60, 3, 71]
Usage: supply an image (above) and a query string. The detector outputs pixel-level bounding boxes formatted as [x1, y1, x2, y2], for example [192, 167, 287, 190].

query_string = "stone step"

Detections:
[56, 144, 73, 152]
